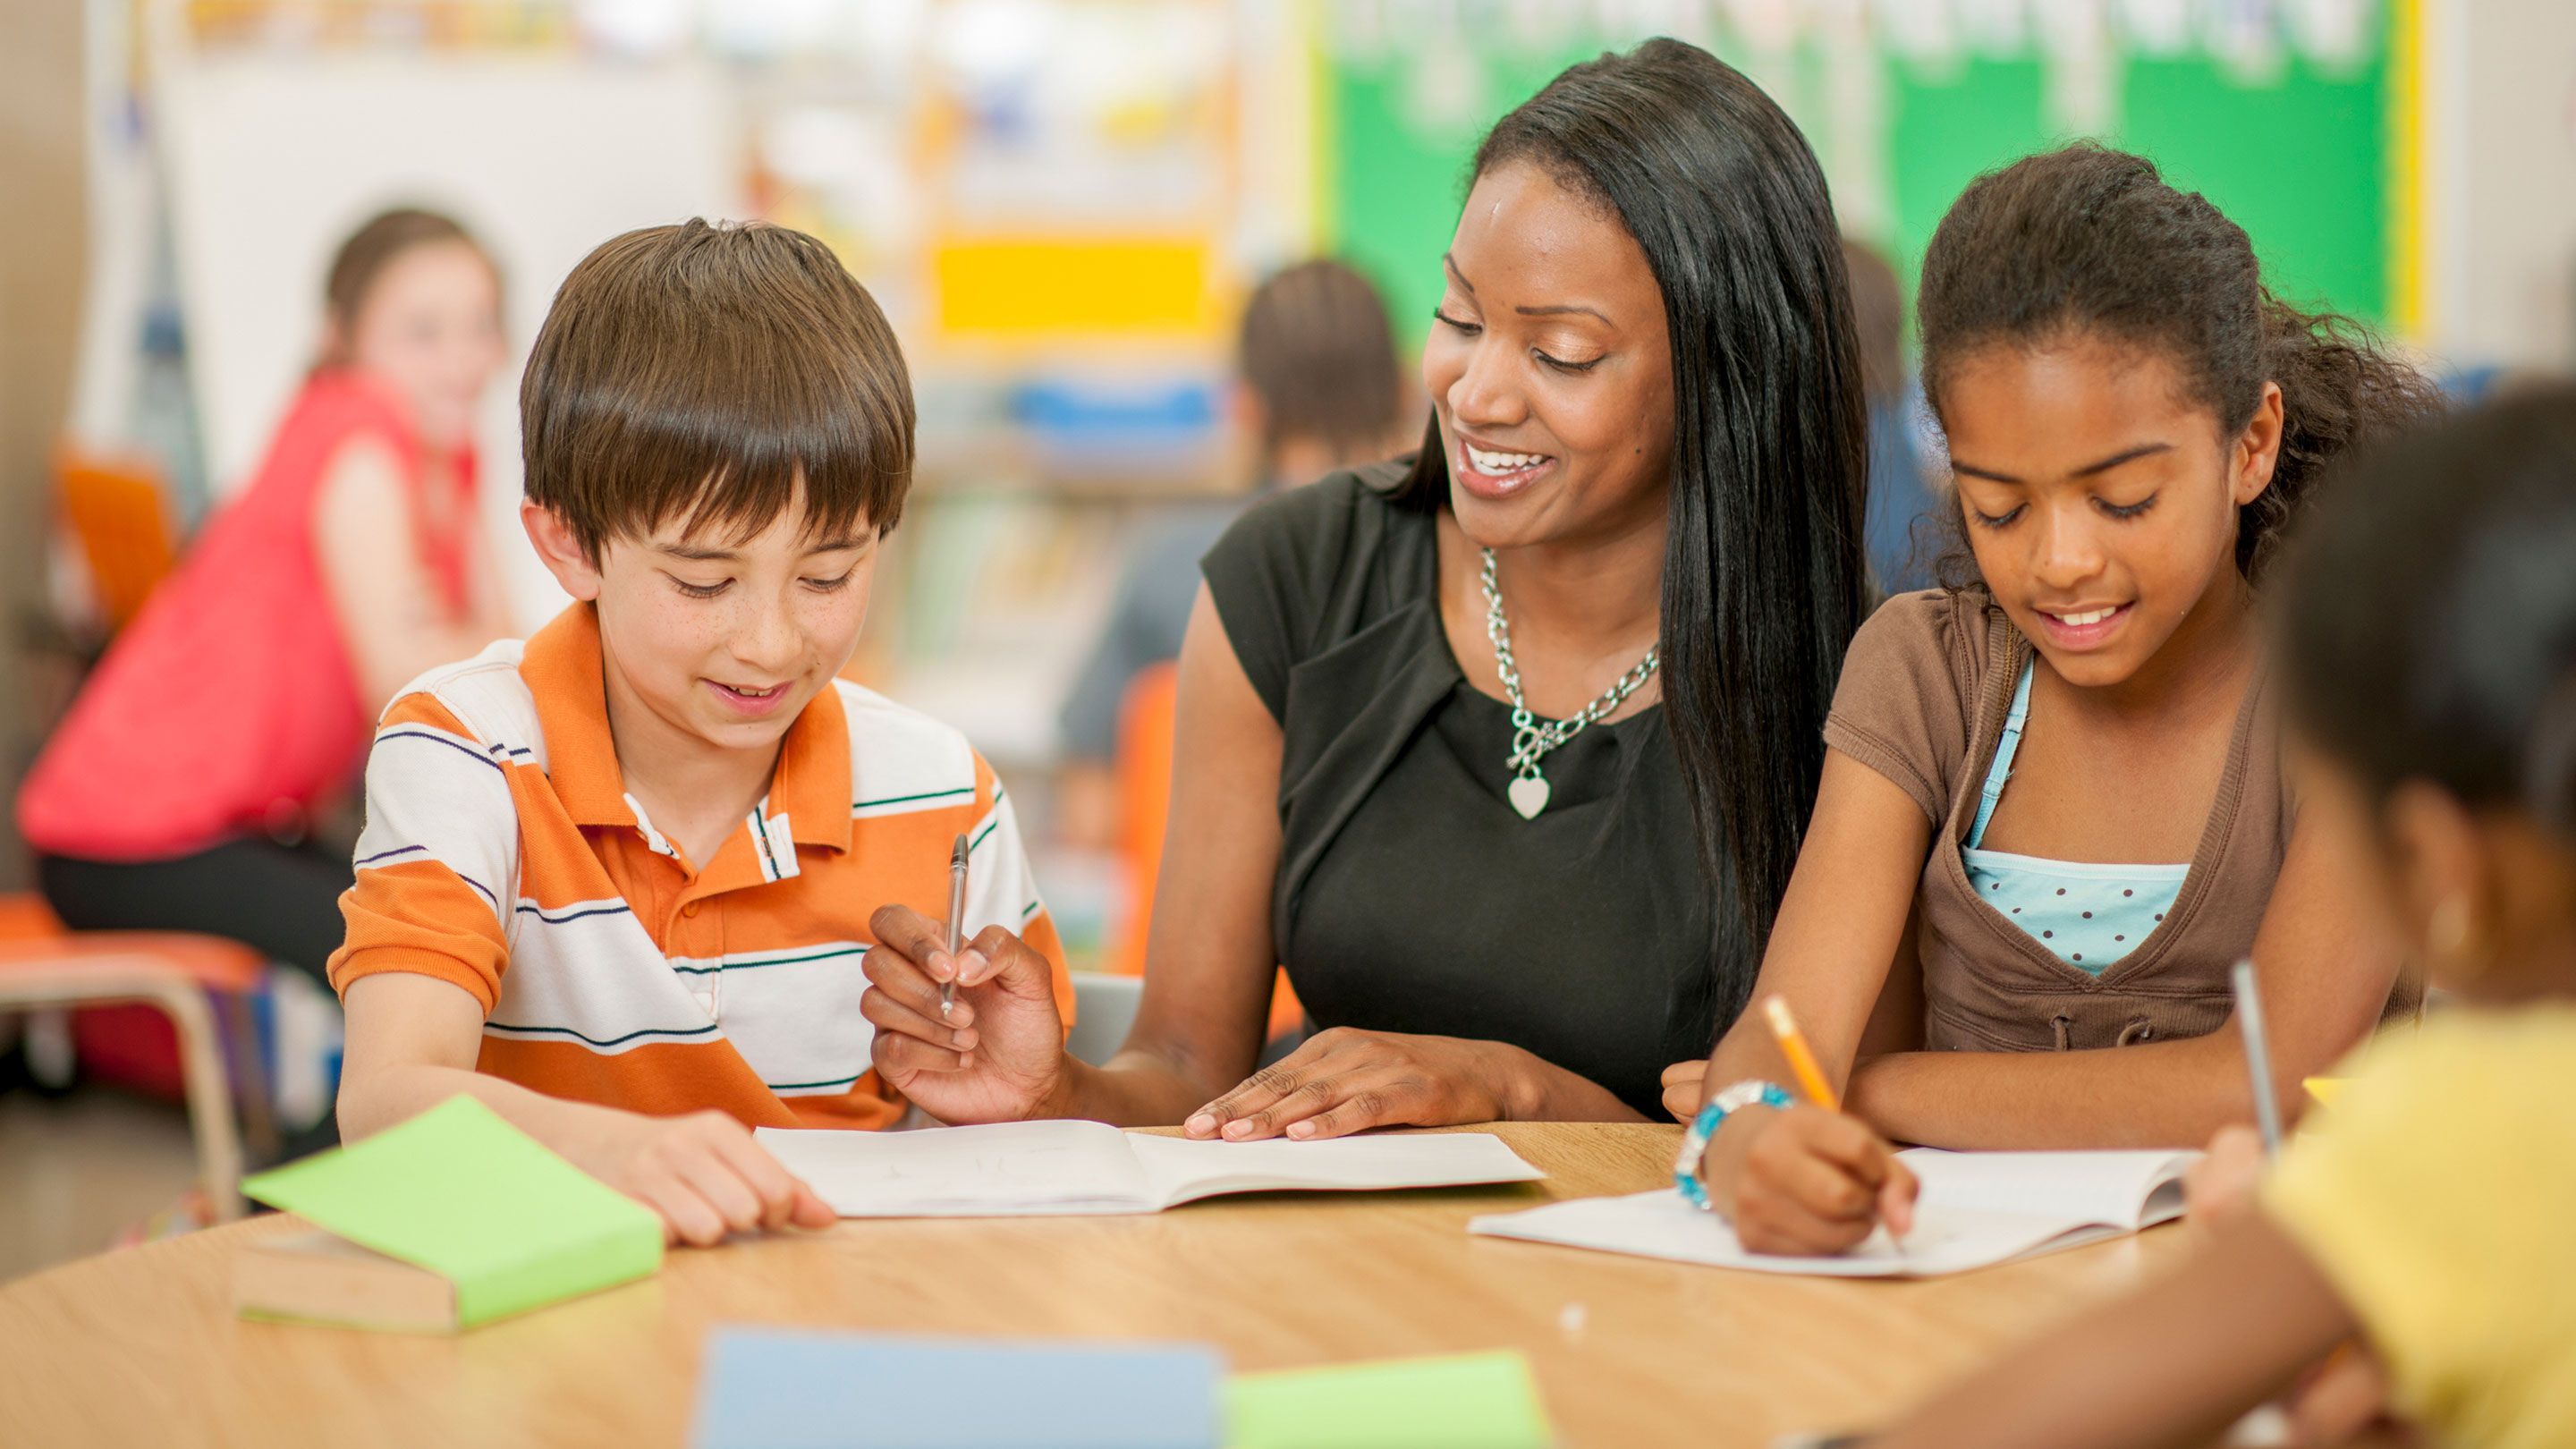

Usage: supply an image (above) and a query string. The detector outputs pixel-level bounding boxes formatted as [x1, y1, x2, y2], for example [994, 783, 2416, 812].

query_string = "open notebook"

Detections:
[756, 1120, 1544, 1217]
[1470, 1148, 2199, 1278]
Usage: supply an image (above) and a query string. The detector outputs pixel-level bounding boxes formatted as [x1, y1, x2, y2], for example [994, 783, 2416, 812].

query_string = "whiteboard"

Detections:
[157, 52, 741, 627]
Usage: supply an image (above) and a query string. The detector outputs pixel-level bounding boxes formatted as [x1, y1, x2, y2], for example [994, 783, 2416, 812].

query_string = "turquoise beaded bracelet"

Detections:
[1673, 1079, 1792, 1210]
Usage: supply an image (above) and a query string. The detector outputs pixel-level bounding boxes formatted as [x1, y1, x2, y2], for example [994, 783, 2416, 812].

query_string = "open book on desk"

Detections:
[1470, 1148, 2199, 1278]
[756, 1120, 1544, 1217]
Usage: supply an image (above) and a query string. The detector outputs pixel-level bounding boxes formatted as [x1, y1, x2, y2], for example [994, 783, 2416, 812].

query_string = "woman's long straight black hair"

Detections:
[1388, 38, 1872, 1051]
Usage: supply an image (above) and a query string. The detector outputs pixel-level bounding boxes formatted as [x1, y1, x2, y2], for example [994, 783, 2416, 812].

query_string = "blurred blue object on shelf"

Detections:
[1010, 377, 1220, 453]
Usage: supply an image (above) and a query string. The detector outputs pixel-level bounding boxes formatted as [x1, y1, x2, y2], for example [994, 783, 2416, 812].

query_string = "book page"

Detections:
[1902, 1148, 2199, 1228]
[1469, 1191, 2103, 1277]
[1471, 1146, 2200, 1278]
[1125, 1131, 1546, 1208]
[754, 1121, 1156, 1216]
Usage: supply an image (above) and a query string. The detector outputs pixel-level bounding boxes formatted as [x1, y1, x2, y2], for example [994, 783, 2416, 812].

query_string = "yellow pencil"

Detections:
[1762, 995, 1840, 1113]
[1766, 994, 1904, 1252]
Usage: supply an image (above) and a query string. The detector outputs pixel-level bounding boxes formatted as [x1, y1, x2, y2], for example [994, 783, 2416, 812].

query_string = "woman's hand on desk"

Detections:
[1701, 1104, 1918, 1255]
[862, 904, 1070, 1124]
[1181, 1029, 1542, 1140]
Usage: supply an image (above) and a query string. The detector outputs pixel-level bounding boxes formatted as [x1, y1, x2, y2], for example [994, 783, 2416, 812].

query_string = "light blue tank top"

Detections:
[1962, 662, 2187, 975]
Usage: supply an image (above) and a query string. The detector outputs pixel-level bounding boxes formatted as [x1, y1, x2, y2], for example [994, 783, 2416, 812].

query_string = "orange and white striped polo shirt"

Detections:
[327, 603, 1072, 1131]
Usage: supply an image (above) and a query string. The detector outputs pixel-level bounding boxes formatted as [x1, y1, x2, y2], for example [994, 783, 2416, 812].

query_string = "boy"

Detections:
[330, 220, 1072, 1244]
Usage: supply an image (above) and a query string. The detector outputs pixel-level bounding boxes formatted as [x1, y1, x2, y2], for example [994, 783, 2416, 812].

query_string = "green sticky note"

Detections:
[1225, 1352, 1555, 1449]
[242, 1097, 663, 1327]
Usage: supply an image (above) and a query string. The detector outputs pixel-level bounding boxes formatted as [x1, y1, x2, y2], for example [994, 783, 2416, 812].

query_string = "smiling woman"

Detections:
[1680, 143, 2445, 1259]
[852, 38, 1872, 1139]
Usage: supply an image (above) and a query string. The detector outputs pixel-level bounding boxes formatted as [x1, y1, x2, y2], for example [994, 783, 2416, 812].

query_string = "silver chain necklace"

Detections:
[1479, 547, 1661, 819]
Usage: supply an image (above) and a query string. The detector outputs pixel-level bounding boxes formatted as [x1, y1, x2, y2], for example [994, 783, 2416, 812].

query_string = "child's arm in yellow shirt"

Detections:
[339, 972, 834, 1246]
[1873, 1213, 2358, 1449]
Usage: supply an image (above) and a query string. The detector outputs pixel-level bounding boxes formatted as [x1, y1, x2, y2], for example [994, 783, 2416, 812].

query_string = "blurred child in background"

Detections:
[20, 207, 514, 1012]
[1053, 258, 1410, 848]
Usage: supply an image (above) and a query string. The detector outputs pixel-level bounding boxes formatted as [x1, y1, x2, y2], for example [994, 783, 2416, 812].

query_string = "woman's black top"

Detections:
[1200, 462, 1724, 1117]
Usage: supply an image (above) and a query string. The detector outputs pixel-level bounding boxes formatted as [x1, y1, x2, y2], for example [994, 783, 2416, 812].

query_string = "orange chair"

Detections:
[0, 895, 272, 1221]
[1105, 663, 1302, 1038]
[1103, 665, 1176, 980]
[11, 455, 277, 1218]
[54, 447, 179, 632]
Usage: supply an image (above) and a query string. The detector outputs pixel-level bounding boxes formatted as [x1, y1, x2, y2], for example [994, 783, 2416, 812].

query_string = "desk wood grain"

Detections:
[0, 1123, 2183, 1448]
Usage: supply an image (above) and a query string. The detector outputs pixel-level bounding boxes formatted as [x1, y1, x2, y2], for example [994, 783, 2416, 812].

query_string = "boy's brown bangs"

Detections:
[591, 370, 905, 553]
[521, 220, 915, 557]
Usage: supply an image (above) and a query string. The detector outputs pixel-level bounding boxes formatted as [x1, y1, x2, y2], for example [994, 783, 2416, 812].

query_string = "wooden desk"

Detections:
[0, 1123, 2182, 1447]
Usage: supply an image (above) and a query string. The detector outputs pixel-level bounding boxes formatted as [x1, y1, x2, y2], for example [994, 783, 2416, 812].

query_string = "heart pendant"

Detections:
[1507, 775, 1551, 819]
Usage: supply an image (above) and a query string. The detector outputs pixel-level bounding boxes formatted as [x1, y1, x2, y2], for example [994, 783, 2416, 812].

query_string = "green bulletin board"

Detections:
[1321, 13, 2397, 354]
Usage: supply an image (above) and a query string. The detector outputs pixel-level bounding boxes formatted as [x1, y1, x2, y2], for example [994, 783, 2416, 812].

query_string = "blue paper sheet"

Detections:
[691, 1327, 1223, 1449]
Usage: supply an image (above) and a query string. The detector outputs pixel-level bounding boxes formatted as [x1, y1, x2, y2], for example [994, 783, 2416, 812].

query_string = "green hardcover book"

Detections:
[234, 1097, 663, 1332]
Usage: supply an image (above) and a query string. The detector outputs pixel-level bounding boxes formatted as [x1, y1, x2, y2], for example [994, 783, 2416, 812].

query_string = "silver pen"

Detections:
[941, 833, 969, 1018]
[2232, 958, 2284, 1157]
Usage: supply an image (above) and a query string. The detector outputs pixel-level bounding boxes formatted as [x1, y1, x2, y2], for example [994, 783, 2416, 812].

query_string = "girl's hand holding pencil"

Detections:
[1696, 996, 1920, 1257]
[1706, 1106, 1919, 1255]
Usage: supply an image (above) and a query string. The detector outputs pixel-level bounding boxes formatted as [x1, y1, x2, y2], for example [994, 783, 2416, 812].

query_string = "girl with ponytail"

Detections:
[1673, 144, 2441, 1256]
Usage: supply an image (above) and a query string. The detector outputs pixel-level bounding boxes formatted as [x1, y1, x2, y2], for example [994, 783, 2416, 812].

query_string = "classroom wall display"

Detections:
[80, 0, 2427, 725]
[54, 0, 1327, 852]
[1316, 0, 2415, 353]
[137, 0, 1309, 640]
[915, 1, 1239, 360]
